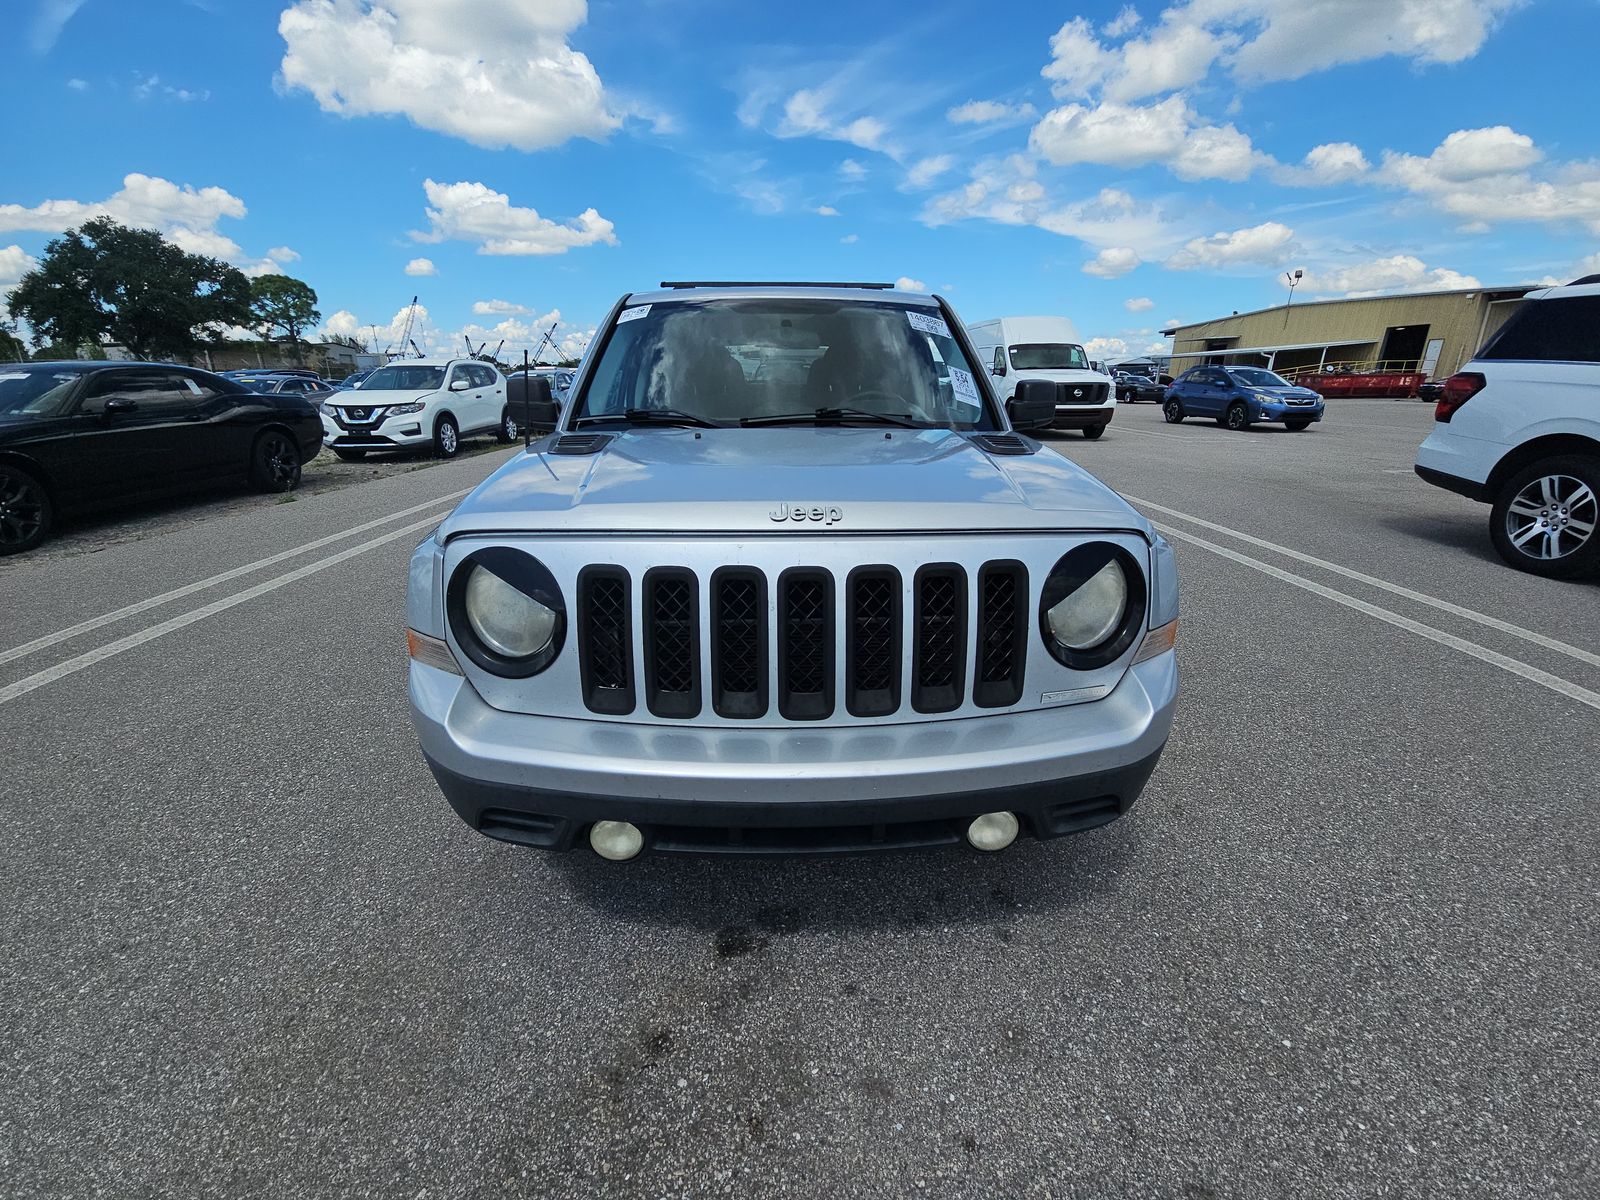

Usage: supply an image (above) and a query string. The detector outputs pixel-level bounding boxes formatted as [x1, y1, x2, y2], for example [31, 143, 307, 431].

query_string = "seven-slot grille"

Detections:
[575, 560, 1033, 721]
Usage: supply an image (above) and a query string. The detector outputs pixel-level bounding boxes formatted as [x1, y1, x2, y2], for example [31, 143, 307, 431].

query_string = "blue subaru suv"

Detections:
[1163, 366, 1326, 431]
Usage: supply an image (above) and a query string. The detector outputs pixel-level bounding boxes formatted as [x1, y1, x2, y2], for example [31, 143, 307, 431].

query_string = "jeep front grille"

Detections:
[575, 559, 1030, 722]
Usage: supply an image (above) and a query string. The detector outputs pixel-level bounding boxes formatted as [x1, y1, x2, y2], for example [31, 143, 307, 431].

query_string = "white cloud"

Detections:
[30, 0, 86, 53]
[1084, 247, 1142, 279]
[134, 74, 210, 103]
[1277, 141, 1372, 186]
[840, 233, 859, 244]
[1124, 296, 1155, 312]
[894, 277, 927, 292]
[266, 245, 300, 263]
[1031, 96, 1266, 180]
[320, 309, 362, 340]
[775, 89, 892, 154]
[1084, 336, 1131, 361]
[1383, 126, 1541, 186]
[905, 155, 955, 189]
[1295, 255, 1481, 297]
[1041, 18, 1116, 99]
[277, 0, 618, 152]
[1172, 122, 1263, 181]
[1103, 6, 1141, 37]
[1104, 20, 1231, 103]
[1165, 222, 1296, 270]
[473, 299, 533, 316]
[66, 77, 89, 91]
[815, 205, 840, 217]
[0, 244, 39, 302]
[411, 179, 617, 256]
[0, 172, 254, 262]
[404, 257, 436, 276]
[839, 159, 867, 180]
[947, 99, 1037, 126]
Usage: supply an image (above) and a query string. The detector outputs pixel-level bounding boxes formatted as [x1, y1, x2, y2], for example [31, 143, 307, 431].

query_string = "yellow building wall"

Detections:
[1169, 292, 1523, 379]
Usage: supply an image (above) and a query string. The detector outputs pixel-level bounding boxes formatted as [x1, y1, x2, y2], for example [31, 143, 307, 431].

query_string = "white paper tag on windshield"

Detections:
[948, 367, 979, 403]
[0, 373, 29, 381]
[616, 304, 651, 324]
[906, 310, 951, 339]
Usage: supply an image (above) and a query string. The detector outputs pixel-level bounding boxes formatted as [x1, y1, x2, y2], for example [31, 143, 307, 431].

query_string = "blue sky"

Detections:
[3, 0, 1598, 364]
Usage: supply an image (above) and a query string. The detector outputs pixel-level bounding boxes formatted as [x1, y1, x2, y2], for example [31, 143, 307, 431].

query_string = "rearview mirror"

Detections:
[1007, 381, 1057, 431]
[507, 374, 559, 432]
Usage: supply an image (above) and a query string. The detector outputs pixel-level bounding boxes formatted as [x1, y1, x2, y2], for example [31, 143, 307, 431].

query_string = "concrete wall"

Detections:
[1167, 289, 1531, 380]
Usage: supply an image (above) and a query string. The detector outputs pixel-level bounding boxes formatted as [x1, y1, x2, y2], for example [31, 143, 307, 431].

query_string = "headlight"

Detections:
[320, 402, 337, 416]
[1045, 559, 1126, 649]
[446, 550, 565, 676]
[388, 402, 425, 415]
[1038, 543, 1147, 669]
[1256, 392, 1279, 404]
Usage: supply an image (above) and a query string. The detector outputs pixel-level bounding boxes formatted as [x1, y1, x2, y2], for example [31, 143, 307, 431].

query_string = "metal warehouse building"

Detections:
[1163, 285, 1538, 389]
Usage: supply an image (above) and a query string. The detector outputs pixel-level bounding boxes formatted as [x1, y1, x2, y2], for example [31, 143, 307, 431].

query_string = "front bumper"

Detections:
[320, 412, 430, 449]
[1258, 403, 1324, 422]
[1049, 405, 1115, 430]
[409, 650, 1177, 855]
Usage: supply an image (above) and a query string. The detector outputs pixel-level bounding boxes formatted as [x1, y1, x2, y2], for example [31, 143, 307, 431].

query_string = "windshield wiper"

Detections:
[573, 407, 720, 429]
[741, 407, 921, 428]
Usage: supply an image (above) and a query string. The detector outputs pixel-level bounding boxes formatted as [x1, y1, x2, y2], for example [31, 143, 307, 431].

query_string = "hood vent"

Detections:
[970, 434, 1035, 456]
[550, 434, 614, 456]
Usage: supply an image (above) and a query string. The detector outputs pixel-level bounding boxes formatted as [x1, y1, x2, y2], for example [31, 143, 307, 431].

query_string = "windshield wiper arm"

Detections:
[573, 407, 720, 429]
[741, 407, 921, 428]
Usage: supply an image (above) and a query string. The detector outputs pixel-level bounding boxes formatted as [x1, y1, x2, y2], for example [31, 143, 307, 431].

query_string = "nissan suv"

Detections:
[320, 357, 513, 460]
[405, 282, 1180, 860]
[1415, 276, 1600, 579]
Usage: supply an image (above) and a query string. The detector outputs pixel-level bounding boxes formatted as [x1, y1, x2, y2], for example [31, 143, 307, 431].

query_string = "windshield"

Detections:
[0, 368, 81, 417]
[1230, 368, 1292, 387]
[1009, 343, 1088, 370]
[571, 299, 997, 429]
[361, 365, 445, 391]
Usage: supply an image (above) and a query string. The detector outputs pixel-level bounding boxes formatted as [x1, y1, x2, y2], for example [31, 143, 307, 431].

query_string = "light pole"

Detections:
[1283, 268, 1303, 328]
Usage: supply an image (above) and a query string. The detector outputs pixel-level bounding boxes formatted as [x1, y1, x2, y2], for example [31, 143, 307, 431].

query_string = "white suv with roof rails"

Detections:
[320, 357, 513, 460]
[1415, 276, 1600, 579]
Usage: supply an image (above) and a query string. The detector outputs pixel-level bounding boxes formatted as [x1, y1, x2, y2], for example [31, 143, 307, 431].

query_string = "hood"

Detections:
[1011, 368, 1105, 385]
[1255, 385, 1322, 400]
[439, 427, 1149, 538]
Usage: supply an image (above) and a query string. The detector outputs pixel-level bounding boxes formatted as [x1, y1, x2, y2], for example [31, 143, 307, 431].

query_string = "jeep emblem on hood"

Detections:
[770, 503, 843, 525]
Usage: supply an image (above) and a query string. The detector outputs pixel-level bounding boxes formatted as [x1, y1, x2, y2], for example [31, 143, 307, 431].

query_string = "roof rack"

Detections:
[658, 280, 895, 290]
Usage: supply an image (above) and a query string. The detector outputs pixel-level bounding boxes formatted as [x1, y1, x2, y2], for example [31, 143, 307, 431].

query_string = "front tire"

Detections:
[1489, 455, 1600, 579]
[1285, 419, 1312, 431]
[1224, 402, 1251, 431]
[0, 464, 52, 555]
[497, 406, 519, 444]
[1082, 425, 1105, 440]
[333, 447, 367, 462]
[434, 414, 460, 459]
[250, 430, 302, 493]
[1163, 398, 1184, 424]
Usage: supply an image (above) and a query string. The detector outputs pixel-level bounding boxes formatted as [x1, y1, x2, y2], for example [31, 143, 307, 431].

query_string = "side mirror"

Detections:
[449, 377, 470, 391]
[507, 374, 559, 432]
[103, 397, 139, 417]
[991, 361, 1007, 378]
[1007, 380, 1057, 431]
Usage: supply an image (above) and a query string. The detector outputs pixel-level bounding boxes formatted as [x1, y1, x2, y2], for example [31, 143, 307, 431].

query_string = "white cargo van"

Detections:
[966, 316, 1115, 438]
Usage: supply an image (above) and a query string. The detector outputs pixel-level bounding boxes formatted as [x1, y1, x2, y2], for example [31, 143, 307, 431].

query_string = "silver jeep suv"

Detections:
[405, 282, 1179, 859]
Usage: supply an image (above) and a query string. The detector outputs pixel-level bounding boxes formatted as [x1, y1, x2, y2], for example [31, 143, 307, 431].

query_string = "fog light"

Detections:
[589, 820, 644, 861]
[966, 811, 1020, 852]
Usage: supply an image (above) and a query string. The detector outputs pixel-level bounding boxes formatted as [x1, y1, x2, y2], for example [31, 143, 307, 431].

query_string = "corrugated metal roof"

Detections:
[1173, 338, 1376, 356]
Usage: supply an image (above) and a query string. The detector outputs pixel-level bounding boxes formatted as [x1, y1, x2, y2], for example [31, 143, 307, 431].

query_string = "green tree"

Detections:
[6, 218, 253, 361]
[250, 274, 320, 364]
[0, 321, 25, 362]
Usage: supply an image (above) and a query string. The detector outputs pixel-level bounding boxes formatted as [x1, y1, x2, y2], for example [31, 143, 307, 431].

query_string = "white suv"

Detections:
[320, 358, 513, 461]
[1415, 277, 1600, 579]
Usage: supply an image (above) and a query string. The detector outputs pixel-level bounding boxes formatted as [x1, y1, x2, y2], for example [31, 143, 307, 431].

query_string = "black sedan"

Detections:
[1115, 372, 1173, 403]
[0, 362, 323, 555]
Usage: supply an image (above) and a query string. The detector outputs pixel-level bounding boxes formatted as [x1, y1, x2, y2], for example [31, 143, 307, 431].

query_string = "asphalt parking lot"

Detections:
[2, 398, 1595, 1198]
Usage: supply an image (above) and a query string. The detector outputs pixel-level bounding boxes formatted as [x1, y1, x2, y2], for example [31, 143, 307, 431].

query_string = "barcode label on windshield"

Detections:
[617, 305, 651, 324]
[948, 367, 979, 402]
[906, 311, 951, 339]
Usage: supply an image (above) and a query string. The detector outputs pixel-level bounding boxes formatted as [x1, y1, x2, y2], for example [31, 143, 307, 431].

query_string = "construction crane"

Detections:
[387, 296, 420, 358]
[530, 323, 559, 366]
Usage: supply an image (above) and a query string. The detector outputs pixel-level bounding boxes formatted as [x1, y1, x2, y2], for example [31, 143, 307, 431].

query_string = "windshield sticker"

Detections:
[948, 367, 980, 403]
[906, 311, 951, 340]
[616, 304, 651, 324]
[0, 373, 30, 382]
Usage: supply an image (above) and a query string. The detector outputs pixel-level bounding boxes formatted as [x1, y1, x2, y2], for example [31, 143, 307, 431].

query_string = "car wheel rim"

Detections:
[264, 436, 297, 485]
[504, 413, 518, 439]
[0, 473, 45, 545]
[1164, 402, 1178, 421]
[1506, 474, 1597, 561]
[1228, 407, 1245, 429]
[441, 424, 457, 452]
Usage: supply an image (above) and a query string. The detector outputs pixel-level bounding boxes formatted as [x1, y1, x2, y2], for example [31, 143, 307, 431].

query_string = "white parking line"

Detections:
[1109, 427, 1189, 441]
[1161, 524, 1600, 713]
[0, 512, 447, 708]
[1127, 494, 1600, 672]
[0, 487, 473, 669]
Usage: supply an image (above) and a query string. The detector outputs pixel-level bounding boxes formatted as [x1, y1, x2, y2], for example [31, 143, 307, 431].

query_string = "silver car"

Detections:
[405, 282, 1179, 860]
